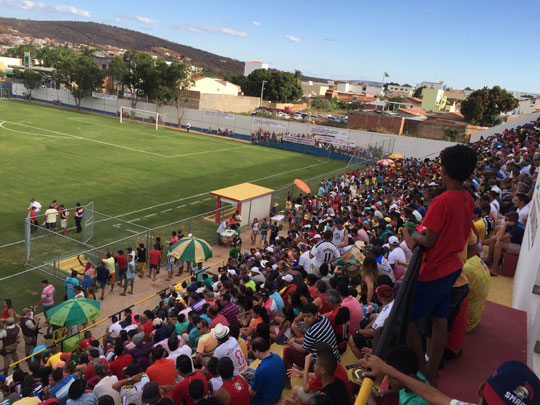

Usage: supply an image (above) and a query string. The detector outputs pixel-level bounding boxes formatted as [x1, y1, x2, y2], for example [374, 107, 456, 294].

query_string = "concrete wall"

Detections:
[199, 93, 260, 113]
[468, 111, 540, 143]
[11, 83, 457, 159]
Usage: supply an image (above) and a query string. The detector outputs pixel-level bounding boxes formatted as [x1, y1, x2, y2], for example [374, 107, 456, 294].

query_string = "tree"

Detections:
[54, 50, 104, 110]
[238, 69, 303, 103]
[13, 68, 42, 96]
[5, 44, 38, 58]
[412, 86, 425, 98]
[105, 56, 128, 94]
[161, 61, 194, 126]
[120, 50, 159, 109]
[461, 86, 519, 127]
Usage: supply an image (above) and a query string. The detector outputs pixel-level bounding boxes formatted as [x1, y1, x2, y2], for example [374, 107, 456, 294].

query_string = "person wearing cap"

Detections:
[280, 274, 297, 304]
[349, 285, 394, 359]
[214, 324, 247, 376]
[0, 316, 20, 372]
[20, 307, 39, 357]
[249, 267, 266, 285]
[141, 381, 173, 405]
[364, 356, 540, 405]
[387, 235, 407, 280]
[127, 332, 153, 371]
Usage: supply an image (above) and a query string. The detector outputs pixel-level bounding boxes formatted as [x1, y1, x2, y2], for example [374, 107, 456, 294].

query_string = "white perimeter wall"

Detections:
[469, 111, 540, 143]
[511, 171, 540, 370]
[11, 83, 458, 159]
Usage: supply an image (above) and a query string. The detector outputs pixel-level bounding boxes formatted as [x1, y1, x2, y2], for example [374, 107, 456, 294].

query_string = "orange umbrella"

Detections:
[294, 179, 311, 194]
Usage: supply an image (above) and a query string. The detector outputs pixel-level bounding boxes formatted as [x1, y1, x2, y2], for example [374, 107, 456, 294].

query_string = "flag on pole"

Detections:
[384, 72, 390, 77]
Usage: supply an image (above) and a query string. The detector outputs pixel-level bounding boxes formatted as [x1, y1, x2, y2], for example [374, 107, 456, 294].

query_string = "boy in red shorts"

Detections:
[408, 144, 477, 386]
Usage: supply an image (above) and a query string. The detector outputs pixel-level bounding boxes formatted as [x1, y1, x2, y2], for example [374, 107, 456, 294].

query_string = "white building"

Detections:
[189, 77, 241, 96]
[244, 61, 268, 76]
[386, 84, 414, 96]
[419, 80, 445, 90]
[301, 81, 330, 98]
[335, 80, 383, 96]
[507, 97, 540, 117]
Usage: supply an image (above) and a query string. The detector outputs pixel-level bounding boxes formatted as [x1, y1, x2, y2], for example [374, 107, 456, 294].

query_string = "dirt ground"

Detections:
[4, 227, 262, 374]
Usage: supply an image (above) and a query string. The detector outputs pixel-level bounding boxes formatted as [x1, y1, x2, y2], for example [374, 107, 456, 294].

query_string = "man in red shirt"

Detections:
[148, 244, 162, 281]
[408, 144, 477, 386]
[146, 346, 176, 398]
[109, 344, 133, 379]
[167, 354, 208, 405]
[114, 250, 128, 288]
[29, 206, 38, 233]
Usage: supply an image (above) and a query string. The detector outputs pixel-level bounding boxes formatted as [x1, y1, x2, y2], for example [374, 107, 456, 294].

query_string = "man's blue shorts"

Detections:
[411, 269, 462, 321]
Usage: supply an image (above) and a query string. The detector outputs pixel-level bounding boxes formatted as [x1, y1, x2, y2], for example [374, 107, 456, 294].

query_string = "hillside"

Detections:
[0, 17, 244, 76]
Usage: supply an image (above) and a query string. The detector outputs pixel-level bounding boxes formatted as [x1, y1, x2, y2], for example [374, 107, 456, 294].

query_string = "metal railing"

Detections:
[3, 259, 225, 373]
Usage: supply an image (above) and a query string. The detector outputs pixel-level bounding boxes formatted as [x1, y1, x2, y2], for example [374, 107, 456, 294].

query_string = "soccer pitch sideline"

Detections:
[0, 100, 348, 271]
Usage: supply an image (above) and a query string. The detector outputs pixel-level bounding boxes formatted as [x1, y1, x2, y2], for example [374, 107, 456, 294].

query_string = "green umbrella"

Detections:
[168, 235, 213, 263]
[46, 298, 101, 327]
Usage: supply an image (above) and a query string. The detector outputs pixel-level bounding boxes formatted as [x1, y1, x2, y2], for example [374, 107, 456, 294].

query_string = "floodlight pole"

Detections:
[260, 80, 267, 107]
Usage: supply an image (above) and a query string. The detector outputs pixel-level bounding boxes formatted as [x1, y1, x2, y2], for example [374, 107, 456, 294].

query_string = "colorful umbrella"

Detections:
[294, 179, 311, 194]
[377, 159, 395, 167]
[389, 153, 404, 159]
[168, 236, 213, 263]
[46, 298, 101, 327]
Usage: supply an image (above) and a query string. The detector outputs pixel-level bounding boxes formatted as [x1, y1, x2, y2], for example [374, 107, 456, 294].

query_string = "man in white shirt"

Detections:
[93, 365, 122, 405]
[28, 198, 42, 216]
[387, 236, 407, 272]
[212, 324, 247, 376]
[309, 230, 340, 276]
[115, 364, 150, 405]
[513, 193, 531, 225]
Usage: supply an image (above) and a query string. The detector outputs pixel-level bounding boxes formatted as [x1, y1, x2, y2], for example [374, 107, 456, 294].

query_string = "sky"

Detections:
[1, 0, 540, 92]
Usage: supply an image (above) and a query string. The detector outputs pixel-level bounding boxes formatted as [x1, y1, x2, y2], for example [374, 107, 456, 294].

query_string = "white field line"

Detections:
[68, 117, 321, 162]
[0, 157, 328, 249]
[126, 229, 140, 234]
[144, 213, 157, 218]
[0, 120, 248, 158]
[161, 208, 172, 213]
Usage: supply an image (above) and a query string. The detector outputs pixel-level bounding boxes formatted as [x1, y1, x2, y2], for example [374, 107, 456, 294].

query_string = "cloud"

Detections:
[176, 24, 248, 37]
[0, 0, 91, 17]
[323, 37, 336, 41]
[285, 34, 301, 43]
[252, 21, 261, 26]
[114, 15, 157, 25]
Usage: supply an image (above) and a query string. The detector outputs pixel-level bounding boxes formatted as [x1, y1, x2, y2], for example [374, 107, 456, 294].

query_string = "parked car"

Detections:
[283, 114, 290, 119]
[293, 113, 303, 120]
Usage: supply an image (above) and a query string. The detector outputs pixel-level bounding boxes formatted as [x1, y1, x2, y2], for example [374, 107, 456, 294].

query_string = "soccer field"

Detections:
[0, 100, 350, 277]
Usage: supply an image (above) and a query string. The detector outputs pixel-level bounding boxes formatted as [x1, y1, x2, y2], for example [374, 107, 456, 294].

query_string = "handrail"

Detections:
[355, 246, 424, 405]
[4, 259, 225, 372]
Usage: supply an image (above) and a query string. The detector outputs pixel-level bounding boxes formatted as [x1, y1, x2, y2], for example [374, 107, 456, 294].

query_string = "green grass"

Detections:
[0, 100, 354, 310]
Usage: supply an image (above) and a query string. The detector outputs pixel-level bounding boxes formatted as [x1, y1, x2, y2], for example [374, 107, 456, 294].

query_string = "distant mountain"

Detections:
[0, 17, 244, 76]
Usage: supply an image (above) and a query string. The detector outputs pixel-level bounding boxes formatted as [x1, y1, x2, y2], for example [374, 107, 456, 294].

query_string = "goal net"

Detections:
[119, 107, 164, 130]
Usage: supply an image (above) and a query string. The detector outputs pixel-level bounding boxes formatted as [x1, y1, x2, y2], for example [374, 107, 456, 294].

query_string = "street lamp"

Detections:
[260, 80, 267, 107]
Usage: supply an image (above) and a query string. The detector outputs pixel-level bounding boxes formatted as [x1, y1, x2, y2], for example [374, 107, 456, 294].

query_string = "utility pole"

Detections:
[260, 80, 267, 107]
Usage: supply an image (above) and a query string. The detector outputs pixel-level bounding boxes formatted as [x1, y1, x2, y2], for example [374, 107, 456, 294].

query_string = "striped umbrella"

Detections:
[46, 298, 101, 327]
[377, 159, 395, 167]
[168, 236, 213, 263]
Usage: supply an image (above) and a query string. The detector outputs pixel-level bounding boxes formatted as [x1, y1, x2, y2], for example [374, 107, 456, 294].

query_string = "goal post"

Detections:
[119, 107, 161, 130]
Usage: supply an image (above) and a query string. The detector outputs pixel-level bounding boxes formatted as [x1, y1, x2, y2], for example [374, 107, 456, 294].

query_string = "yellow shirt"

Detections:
[45, 352, 63, 368]
[196, 331, 218, 354]
[14, 397, 41, 405]
[474, 219, 486, 241]
[238, 337, 248, 361]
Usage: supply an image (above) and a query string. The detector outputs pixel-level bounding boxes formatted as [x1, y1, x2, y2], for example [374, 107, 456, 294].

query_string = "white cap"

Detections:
[250, 267, 261, 274]
[388, 236, 399, 245]
[282, 274, 294, 282]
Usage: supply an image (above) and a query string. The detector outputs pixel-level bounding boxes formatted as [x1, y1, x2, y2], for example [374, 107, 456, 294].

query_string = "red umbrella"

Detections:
[377, 159, 395, 167]
[294, 179, 311, 194]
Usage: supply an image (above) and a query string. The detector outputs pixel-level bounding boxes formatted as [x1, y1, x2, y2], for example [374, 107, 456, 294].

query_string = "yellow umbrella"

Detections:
[389, 153, 404, 159]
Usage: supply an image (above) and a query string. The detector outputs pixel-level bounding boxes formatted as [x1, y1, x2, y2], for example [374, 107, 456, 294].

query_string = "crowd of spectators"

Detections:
[1, 117, 540, 405]
[250, 130, 385, 159]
